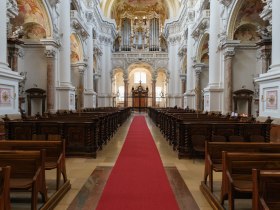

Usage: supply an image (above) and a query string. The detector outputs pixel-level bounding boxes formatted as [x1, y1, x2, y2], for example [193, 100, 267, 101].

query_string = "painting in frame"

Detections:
[0, 88, 12, 107]
[266, 90, 277, 110]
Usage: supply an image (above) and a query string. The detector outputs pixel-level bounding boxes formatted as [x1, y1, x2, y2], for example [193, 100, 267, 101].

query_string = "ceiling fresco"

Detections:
[13, 0, 51, 39]
[111, 0, 168, 26]
[100, 0, 181, 20]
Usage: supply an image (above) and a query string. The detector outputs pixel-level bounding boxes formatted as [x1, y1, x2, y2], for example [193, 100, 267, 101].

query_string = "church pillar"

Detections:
[152, 78, 156, 107]
[84, 27, 96, 108]
[78, 67, 85, 110]
[180, 75, 186, 108]
[0, 0, 22, 115]
[45, 46, 57, 113]
[204, 0, 222, 111]
[223, 46, 236, 114]
[185, 25, 195, 109]
[0, 0, 8, 69]
[270, 0, 280, 73]
[255, 0, 280, 118]
[193, 64, 203, 111]
[257, 39, 272, 74]
[124, 77, 129, 107]
[57, 0, 75, 110]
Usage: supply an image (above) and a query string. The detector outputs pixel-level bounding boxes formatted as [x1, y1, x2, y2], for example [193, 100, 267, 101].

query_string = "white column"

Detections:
[84, 27, 96, 108]
[0, 0, 8, 69]
[87, 31, 94, 92]
[270, 0, 280, 73]
[204, 0, 223, 112]
[208, 0, 220, 88]
[255, 0, 280, 118]
[59, 0, 71, 86]
[0, 0, 22, 115]
[185, 26, 195, 109]
[57, 0, 75, 110]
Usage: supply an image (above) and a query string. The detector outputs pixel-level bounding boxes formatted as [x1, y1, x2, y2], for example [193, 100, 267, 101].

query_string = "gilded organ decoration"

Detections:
[112, 0, 167, 51]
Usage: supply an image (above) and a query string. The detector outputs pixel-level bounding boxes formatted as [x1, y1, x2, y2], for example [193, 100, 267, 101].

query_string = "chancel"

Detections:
[1, 0, 280, 210]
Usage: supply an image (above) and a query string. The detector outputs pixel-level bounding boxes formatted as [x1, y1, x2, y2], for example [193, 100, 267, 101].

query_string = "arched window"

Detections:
[134, 72, 146, 83]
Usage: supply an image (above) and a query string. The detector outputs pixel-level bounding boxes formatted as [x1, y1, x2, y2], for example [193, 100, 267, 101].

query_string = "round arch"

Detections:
[196, 33, 209, 63]
[70, 33, 84, 63]
[227, 0, 265, 40]
[14, 0, 52, 39]
[100, 0, 181, 19]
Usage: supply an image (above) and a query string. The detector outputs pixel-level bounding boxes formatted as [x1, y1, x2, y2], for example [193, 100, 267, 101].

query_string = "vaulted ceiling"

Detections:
[100, 0, 181, 21]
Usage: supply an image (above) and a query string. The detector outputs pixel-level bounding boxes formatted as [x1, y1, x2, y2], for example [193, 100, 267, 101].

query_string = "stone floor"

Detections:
[53, 113, 213, 210]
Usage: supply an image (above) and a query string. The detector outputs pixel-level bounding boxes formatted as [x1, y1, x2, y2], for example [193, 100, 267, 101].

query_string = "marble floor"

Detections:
[53, 113, 213, 210]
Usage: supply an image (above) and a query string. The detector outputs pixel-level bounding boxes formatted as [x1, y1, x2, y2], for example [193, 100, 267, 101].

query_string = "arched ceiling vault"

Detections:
[100, 0, 181, 20]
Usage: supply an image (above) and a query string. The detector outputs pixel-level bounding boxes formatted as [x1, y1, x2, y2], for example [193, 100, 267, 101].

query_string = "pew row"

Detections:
[221, 152, 280, 210]
[204, 142, 280, 193]
[252, 169, 280, 210]
[0, 150, 47, 210]
[0, 140, 67, 190]
[4, 108, 131, 157]
[178, 122, 270, 159]
[0, 166, 11, 210]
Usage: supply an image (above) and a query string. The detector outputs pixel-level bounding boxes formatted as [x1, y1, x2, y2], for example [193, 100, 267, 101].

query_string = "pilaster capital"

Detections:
[45, 46, 57, 58]
[193, 63, 205, 72]
[224, 47, 235, 58]
[93, 73, 101, 80]
[180, 74, 186, 82]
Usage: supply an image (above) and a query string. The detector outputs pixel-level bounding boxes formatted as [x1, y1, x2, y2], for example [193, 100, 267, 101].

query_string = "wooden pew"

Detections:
[0, 166, 11, 210]
[0, 150, 47, 210]
[178, 122, 270, 158]
[221, 152, 280, 210]
[204, 142, 280, 192]
[3, 107, 131, 158]
[0, 140, 67, 190]
[252, 169, 280, 210]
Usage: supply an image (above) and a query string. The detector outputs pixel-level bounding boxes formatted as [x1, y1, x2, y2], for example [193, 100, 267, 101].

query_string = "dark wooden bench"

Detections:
[0, 140, 67, 190]
[252, 169, 280, 210]
[221, 152, 280, 210]
[0, 166, 11, 210]
[204, 142, 280, 192]
[0, 150, 47, 210]
[3, 107, 131, 157]
[178, 122, 270, 158]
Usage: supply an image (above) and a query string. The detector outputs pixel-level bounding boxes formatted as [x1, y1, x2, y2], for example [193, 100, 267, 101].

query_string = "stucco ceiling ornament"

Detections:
[111, 0, 168, 26]
[260, 0, 272, 32]
[7, 0, 18, 19]
[218, 0, 233, 7]
[48, 0, 60, 7]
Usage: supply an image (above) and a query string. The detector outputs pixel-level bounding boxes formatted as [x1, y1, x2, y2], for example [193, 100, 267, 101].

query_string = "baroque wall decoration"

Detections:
[235, 0, 265, 29]
[265, 89, 278, 110]
[70, 34, 82, 63]
[234, 24, 260, 43]
[0, 88, 13, 106]
[13, 0, 51, 39]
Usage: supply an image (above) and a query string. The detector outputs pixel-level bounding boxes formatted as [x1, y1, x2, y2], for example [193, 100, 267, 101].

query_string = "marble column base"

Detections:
[56, 86, 76, 110]
[84, 90, 97, 108]
[183, 92, 195, 109]
[203, 87, 223, 112]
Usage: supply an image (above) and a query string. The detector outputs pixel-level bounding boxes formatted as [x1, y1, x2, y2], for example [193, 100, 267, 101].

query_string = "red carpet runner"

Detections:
[96, 116, 180, 210]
